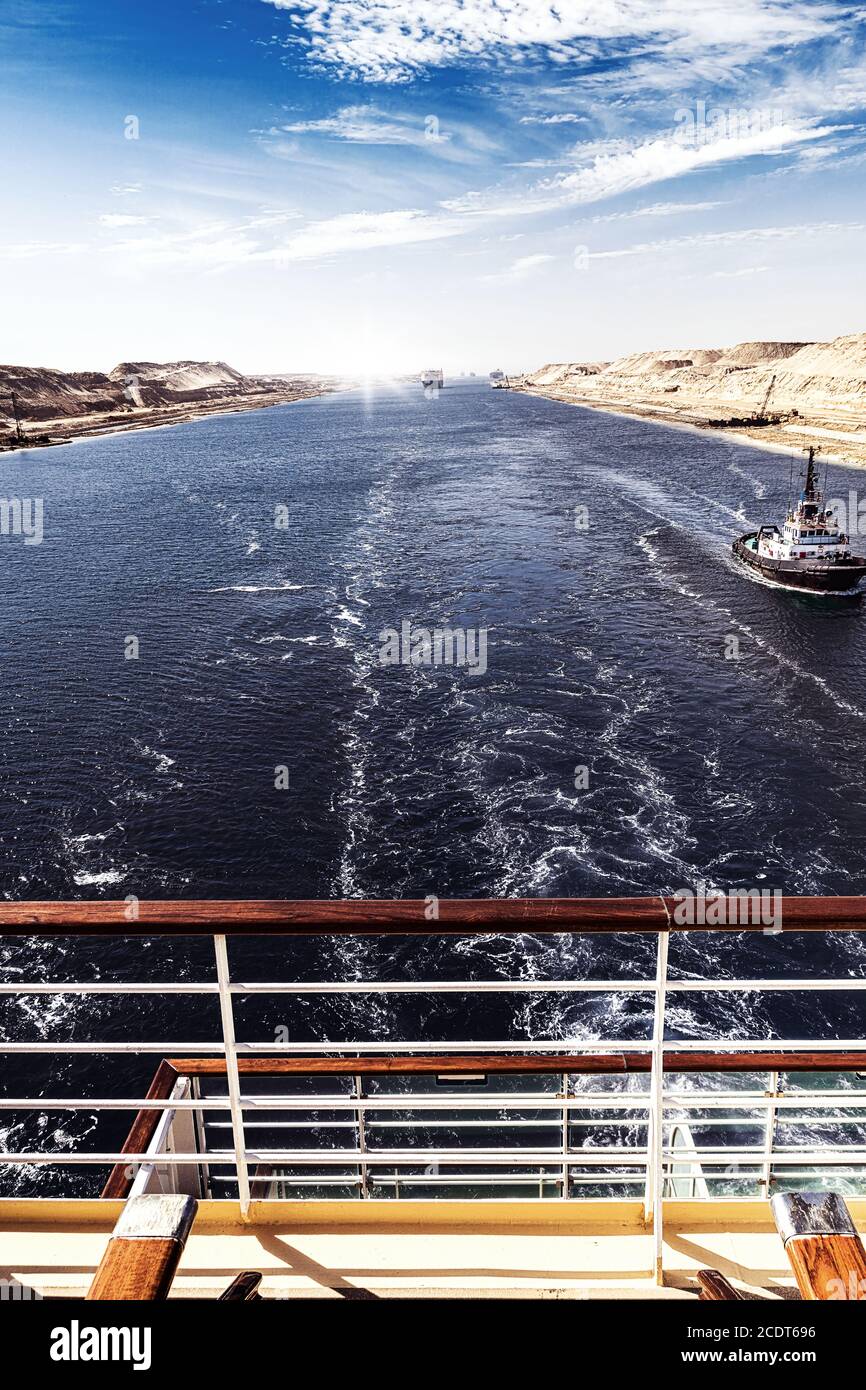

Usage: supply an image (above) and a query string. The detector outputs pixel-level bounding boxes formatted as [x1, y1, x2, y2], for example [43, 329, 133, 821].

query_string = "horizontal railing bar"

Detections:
[3, 1039, 866, 1056]
[214, 1174, 647, 1187]
[3, 896, 866, 937]
[4, 977, 866, 995]
[0, 1151, 637, 1166]
[5, 1092, 866, 1113]
[7, 1147, 866, 1167]
[204, 1146, 866, 1161]
[217, 1175, 646, 1187]
[212, 1119, 575, 1130]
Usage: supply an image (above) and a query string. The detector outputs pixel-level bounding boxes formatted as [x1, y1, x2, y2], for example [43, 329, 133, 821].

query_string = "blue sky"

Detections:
[2, 0, 866, 373]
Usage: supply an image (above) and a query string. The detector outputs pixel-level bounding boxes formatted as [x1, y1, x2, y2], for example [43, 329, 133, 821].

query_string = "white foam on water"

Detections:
[133, 741, 176, 773]
[72, 868, 124, 885]
[728, 460, 768, 500]
[208, 581, 306, 593]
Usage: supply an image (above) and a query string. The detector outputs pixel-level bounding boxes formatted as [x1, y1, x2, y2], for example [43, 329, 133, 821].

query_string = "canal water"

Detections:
[2, 380, 865, 1191]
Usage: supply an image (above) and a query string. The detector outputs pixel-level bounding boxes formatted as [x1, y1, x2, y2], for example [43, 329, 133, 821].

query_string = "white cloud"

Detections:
[240, 209, 302, 229]
[264, 209, 464, 262]
[710, 265, 769, 277]
[584, 200, 726, 223]
[98, 214, 150, 228]
[445, 121, 834, 216]
[0, 241, 83, 260]
[110, 183, 142, 196]
[279, 105, 451, 147]
[588, 221, 866, 260]
[519, 113, 589, 125]
[262, 0, 839, 83]
[484, 252, 555, 282]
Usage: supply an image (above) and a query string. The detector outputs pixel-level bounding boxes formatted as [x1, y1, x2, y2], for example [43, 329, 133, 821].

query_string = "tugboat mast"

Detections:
[803, 445, 818, 501]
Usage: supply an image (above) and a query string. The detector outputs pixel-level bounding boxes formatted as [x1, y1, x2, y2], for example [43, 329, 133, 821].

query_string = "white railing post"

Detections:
[355, 1075, 369, 1199]
[561, 1071, 569, 1199]
[645, 926, 670, 1284]
[213, 934, 251, 1216]
[762, 1069, 780, 1196]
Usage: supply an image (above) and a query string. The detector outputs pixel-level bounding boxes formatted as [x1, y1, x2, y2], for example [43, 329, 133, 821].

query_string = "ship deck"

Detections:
[0, 1196, 825, 1299]
[2, 897, 866, 1300]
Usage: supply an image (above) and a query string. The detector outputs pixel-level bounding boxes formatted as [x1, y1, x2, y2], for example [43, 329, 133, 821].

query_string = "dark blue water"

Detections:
[2, 381, 866, 1191]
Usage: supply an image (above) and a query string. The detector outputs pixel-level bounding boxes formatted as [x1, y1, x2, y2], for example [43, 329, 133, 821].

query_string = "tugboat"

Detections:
[733, 447, 866, 594]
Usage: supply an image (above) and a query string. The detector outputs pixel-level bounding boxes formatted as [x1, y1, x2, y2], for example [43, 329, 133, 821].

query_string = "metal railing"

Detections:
[2, 897, 866, 1285]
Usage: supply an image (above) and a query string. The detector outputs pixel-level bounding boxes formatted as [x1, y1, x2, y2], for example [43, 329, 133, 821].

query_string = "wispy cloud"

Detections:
[259, 103, 499, 165]
[588, 221, 866, 260]
[710, 265, 769, 277]
[277, 105, 449, 147]
[446, 121, 834, 216]
[98, 213, 150, 228]
[484, 252, 555, 282]
[264, 209, 464, 261]
[0, 241, 83, 260]
[520, 113, 589, 126]
[103, 208, 463, 268]
[263, 0, 842, 83]
[583, 200, 727, 224]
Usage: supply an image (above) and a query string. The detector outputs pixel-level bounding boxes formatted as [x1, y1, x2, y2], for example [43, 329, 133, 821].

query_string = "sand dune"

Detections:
[517, 334, 866, 466]
[0, 359, 345, 449]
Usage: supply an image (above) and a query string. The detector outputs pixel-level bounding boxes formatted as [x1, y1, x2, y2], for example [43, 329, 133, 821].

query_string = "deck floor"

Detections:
[0, 1199, 809, 1300]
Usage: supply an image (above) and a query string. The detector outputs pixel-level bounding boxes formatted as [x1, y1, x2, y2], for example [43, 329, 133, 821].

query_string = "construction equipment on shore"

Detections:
[757, 373, 777, 422]
[703, 372, 790, 430]
[3, 390, 25, 444]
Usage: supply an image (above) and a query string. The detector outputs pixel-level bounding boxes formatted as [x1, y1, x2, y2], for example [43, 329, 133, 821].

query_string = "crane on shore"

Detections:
[756, 374, 777, 423]
[3, 391, 25, 444]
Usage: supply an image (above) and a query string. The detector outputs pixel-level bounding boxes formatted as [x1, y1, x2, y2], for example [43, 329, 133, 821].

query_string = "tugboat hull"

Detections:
[733, 533, 866, 593]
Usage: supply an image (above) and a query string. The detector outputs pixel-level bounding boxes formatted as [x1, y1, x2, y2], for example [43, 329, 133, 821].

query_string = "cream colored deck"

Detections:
[2, 1197, 844, 1300]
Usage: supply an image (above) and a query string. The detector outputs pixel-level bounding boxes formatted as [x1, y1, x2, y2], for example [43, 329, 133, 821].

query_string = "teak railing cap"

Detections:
[1, 895, 866, 936]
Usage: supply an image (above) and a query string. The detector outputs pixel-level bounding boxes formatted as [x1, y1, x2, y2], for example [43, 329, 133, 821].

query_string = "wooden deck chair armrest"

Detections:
[697, 1270, 745, 1300]
[87, 1194, 198, 1301]
[219, 1272, 263, 1301]
[771, 1192, 866, 1301]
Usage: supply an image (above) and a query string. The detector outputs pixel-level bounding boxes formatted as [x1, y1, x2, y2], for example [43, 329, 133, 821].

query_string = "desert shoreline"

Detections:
[513, 334, 866, 472]
[514, 383, 866, 471]
[0, 384, 342, 455]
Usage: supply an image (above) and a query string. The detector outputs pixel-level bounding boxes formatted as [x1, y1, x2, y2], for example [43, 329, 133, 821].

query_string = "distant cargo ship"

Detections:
[421, 369, 444, 389]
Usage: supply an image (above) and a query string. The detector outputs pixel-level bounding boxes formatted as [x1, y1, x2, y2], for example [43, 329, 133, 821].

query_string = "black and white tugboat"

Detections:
[733, 447, 866, 594]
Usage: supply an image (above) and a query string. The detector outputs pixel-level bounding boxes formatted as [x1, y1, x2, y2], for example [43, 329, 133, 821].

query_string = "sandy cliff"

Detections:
[0, 360, 345, 449]
[517, 334, 866, 465]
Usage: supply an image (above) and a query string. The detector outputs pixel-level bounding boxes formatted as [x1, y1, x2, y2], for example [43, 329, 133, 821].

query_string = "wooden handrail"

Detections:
[167, 1050, 866, 1075]
[101, 1060, 180, 1199]
[87, 1194, 197, 1301]
[772, 1192, 866, 1300]
[1, 895, 866, 935]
